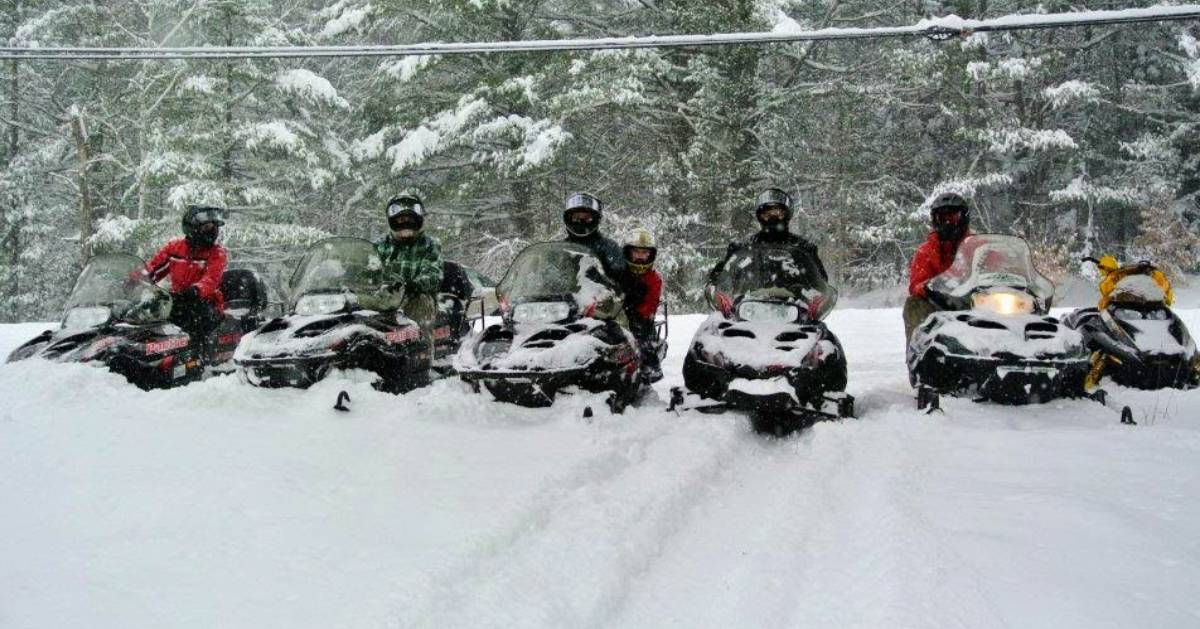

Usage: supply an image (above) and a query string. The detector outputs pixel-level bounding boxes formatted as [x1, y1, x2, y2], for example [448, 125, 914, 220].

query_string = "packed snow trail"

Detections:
[2, 310, 1200, 628]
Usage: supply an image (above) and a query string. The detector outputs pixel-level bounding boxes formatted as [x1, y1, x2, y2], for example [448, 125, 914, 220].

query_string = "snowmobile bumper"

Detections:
[913, 350, 1089, 404]
[238, 354, 335, 389]
[1102, 353, 1200, 390]
[683, 354, 838, 405]
[459, 366, 593, 407]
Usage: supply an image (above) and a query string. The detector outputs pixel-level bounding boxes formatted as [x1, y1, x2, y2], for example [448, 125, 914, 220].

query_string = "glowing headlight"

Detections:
[972, 291, 1033, 316]
[512, 301, 570, 324]
[64, 306, 112, 329]
[295, 293, 349, 316]
[737, 301, 800, 323]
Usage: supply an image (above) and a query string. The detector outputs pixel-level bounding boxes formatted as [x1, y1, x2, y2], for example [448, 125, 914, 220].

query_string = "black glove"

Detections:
[178, 286, 201, 301]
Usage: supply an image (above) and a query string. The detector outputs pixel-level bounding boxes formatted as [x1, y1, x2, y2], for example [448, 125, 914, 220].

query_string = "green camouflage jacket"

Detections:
[375, 234, 444, 297]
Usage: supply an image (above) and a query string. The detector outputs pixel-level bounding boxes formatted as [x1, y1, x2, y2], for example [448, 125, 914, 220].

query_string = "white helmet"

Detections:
[623, 227, 657, 275]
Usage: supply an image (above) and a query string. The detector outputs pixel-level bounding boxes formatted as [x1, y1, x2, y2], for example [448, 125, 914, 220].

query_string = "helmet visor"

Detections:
[387, 198, 424, 219]
[756, 189, 791, 210]
[191, 208, 226, 225]
[933, 208, 964, 226]
[565, 192, 601, 213]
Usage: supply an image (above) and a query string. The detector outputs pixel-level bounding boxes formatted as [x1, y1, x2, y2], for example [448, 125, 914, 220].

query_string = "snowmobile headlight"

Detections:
[737, 301, 800, 323]
[512, 301, 570, 324]
[972, 291, 1034, 316]
[295, 293, 348, 316]
[64, 306, 112, 329]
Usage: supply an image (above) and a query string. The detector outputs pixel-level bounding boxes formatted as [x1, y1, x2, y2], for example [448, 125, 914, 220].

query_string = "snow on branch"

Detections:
[5, 5, 1200, 60]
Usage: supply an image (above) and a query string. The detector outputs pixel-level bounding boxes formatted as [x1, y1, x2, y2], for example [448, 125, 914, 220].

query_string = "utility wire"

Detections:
[2, 5, 1199, 60]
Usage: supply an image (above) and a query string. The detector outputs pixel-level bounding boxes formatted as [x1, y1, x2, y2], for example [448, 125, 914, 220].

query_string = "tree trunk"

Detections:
[72, 110, 94, 259]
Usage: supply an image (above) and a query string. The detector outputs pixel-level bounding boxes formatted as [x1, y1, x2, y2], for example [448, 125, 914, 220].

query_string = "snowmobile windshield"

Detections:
[708, 243, 838, 321]
[288, 237, 388, 312]
[926, 234, 1054, 312]
[62, 253, 171, 326]
[496, 242, 622, 320]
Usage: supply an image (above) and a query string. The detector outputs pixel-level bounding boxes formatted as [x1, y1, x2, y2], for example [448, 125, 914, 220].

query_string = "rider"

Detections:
[562, 191, 626, 280]
[904, 192, 972, 343]
[623, 227, 664, 382]
[376, 193, 444, 357]
[139, 205, 228, 356]
[707, 188, 829, 313]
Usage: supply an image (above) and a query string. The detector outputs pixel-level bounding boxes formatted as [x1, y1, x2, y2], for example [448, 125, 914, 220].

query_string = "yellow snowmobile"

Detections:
[1063, 256, 1199, 390]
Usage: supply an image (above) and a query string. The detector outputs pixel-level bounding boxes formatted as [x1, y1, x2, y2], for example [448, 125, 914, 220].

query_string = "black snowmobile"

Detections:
[456, 241, 643, 411]
[908, 234, 1090, 407]
[6, 252, 268, 389]
[1063, 258, 1199, 390]
[670, 241, 854, 433]
[235, 237, 473, 393]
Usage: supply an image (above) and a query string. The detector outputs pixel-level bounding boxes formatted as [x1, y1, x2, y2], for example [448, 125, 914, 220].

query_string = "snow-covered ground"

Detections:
[2, 309, 1200, 629]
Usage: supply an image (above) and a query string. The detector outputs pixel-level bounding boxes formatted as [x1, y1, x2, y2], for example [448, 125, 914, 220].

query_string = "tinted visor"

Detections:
[756, 189, 791, 210]
[565, 192, 601, 213]
[933, 208, 964, 225]
[191, 209, 226, 225]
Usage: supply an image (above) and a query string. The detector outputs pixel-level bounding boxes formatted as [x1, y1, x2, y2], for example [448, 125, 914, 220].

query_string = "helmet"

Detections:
[755, 188, 792, 233]
[563, 192, 602, 238]
[182, 205, 226, 248]
[929, 192, 970, 242]
[386, 193, 425, 239]
[623, 227, 657, 275]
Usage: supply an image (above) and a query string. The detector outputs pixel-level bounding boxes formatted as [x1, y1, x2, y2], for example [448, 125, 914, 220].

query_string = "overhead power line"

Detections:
[2, 5, 1199, 61]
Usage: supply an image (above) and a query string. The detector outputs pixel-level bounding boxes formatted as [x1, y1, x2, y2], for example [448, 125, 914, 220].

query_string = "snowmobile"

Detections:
[235, 237, 474, 393]
[456, 241, 643, 411]
[6, 252, 268, 389]
[670, 241, 854, 434]
[1062, 257, 1199, 390]
[908, 234, 1090, 407]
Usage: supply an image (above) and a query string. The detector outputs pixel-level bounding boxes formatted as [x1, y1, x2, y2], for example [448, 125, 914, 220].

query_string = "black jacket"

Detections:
[708, 231, 829, 285]
[565, 232, 627, 282]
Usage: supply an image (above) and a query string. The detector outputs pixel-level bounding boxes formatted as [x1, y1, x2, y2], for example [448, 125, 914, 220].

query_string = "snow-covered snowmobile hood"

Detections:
[913, 311, 1085, 359]
[235, 311, 421, 362]
[690, 312, 832, 371]
[456, 318, 616, 374]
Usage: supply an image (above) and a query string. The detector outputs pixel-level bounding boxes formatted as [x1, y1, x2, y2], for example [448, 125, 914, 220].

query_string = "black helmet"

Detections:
[386, 193, 425, 238]
[563, 192, 602, 238]
[182, 205, 226, 248]
[929, 192, 970, 242]
[755, 188, 792, 233]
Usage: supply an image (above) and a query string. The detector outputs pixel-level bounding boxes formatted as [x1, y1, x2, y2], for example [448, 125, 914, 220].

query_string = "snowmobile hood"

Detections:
[690, 313, 830, 371]
[235, 312, 421, 362]
[456, 318, 612, 374]
[912, 311, 1086, 360]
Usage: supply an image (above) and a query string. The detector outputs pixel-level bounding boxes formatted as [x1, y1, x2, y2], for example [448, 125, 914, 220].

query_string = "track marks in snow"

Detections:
[397, 412, 751, 629]
[612, 417, 1011, 629]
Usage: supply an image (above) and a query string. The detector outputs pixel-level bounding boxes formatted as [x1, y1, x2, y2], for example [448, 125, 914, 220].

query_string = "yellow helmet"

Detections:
[623, 227, 657, 275]
[1097, 255, 1119, 275]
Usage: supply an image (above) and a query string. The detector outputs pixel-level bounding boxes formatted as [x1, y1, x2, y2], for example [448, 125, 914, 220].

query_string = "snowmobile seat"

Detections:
[220, 269, 268, 316]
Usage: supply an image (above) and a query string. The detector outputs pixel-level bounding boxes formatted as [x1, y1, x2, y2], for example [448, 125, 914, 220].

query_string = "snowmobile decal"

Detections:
[145, 336, 189, 355]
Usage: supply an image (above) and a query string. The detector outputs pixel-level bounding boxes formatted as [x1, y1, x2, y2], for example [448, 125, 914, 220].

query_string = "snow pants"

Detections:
[402, 293, 437, 358]
[171, 292, 223, 358]
[903, 296, 938, 346]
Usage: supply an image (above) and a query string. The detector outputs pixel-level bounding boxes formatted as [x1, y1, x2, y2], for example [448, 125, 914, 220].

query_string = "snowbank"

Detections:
[2, 309, 1200, 628]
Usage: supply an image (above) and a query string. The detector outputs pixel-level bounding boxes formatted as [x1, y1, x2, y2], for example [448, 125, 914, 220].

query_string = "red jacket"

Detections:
[143, 238, 228, 312]
[908, 231, 969, 298]
[627, 269, 663, 321]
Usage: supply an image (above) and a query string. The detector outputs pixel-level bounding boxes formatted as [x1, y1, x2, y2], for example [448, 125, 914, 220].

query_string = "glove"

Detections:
[177, 286, 201, 301]
[126, 270, 146, 287]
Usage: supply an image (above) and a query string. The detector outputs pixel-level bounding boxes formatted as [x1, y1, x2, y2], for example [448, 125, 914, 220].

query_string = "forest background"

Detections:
[3, 0, 1200, 320]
